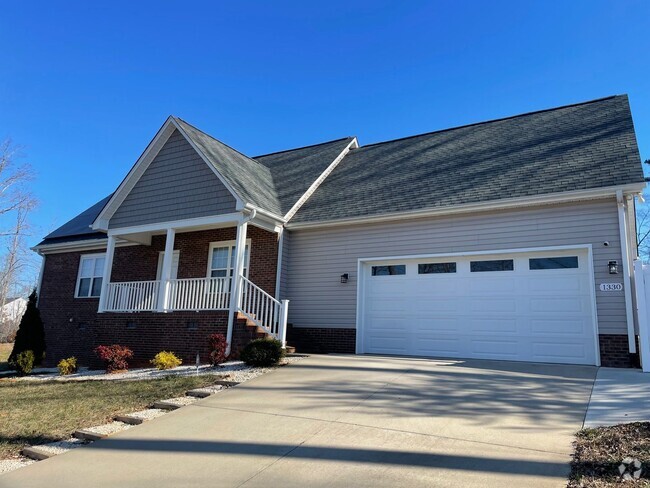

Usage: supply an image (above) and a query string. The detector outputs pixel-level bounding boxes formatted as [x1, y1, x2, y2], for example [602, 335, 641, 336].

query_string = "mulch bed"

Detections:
[569, 422, 650, 487]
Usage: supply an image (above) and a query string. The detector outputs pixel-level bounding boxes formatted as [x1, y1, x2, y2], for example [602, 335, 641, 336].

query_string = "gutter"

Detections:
[286, 183, 646, 230]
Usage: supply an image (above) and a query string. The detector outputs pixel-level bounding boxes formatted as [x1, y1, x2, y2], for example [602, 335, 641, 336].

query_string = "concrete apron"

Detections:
[0, 354, 596, 488]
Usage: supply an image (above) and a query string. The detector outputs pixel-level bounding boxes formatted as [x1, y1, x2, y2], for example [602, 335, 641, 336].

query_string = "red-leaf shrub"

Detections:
[94, 344, 133, 373]
[207, 333, 228, 365]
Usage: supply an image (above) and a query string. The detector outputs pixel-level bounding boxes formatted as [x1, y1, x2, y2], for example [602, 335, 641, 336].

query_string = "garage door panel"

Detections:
[530, 318, 589, 335]
[468, 318, 518, 333]
[362, 249, 597, 365]
[529, 297, 586, 313]
[413, 317, 459, 332]
[469, 298, 517, 313]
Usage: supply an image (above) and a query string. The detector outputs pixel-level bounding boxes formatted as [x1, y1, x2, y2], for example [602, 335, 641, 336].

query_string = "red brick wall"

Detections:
[39, 225, 279, 367]
[599, 334, 640, 368]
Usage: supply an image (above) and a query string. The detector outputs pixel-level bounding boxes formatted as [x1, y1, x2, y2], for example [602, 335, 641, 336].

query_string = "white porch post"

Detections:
[617, 191, 637, 353]
[226, 220, 248, 355]
[98, 235, 116, 313]
[157, 228, 176, 312]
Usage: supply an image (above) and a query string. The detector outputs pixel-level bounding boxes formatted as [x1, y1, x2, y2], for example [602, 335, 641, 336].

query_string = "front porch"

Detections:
[93, 216, 288, 350]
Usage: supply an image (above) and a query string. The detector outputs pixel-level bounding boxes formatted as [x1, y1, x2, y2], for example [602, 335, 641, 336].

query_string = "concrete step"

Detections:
[73, 421, 132, 441]
[186, 384, 223, 398]
[73, 429, 105, 441]
[22, 446, 57, 461]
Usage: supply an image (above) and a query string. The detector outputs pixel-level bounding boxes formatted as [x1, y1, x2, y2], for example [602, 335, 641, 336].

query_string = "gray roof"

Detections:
[291, 95, 645, 223]
[39, 195, 112, 245]
[37, 95, 644, 246]
[255, 137, 355, 215]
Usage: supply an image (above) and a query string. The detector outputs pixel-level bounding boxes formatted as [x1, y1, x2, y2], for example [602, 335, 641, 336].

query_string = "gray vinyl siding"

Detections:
[285, 199, 626, 335]
[109, 130, 237, 228]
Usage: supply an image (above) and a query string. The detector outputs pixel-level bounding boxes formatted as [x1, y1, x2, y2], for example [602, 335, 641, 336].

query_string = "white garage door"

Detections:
[360, 249, 598, 365]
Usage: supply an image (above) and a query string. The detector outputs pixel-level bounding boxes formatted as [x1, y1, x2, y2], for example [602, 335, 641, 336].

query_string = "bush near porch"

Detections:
[0, 374, 220, 459]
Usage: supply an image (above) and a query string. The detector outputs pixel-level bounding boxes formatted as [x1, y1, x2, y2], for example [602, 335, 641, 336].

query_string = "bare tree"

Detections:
[0, 140, 37, 340]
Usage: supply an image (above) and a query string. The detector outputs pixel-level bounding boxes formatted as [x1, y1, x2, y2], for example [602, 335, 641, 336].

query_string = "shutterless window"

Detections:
[208, 242, 249, 278]
[470, 259, 514, 272]
[418, 262, 456, 274]
[76, 254, 105, 297]
[529, 256, 579, 270]
[371, 265, 406, 276]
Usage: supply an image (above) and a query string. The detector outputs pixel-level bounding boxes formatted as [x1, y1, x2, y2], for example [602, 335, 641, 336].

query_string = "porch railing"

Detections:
[104, 280, 161, 312]
[168, 277, 231, 311]
[238, 275, 289, 347]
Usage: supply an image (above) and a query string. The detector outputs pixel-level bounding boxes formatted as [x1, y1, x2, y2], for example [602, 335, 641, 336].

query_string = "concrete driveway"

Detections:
[1, 355, 596, 488]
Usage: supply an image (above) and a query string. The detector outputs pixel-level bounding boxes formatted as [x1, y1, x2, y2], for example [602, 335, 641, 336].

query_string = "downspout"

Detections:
[617, 190, 637, 354]
[225, 209, 256, 357]
[35, 252, 46, 307]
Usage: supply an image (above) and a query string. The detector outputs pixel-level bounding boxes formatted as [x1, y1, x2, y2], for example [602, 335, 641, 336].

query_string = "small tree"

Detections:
[9, 289, 45, 365]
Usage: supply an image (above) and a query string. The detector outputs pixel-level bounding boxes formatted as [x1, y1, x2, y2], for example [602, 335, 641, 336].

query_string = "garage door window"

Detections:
[371, 265, 406, 276]
[470, 259, 514, 272]
[529, 256, 579, 270]
[418, 262, 456, 274]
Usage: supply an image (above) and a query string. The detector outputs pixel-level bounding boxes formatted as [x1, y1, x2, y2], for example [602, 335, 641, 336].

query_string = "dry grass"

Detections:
[569, 423, 650, 487]
[0, 343, 12, 371]
[0, 374, 221, 458]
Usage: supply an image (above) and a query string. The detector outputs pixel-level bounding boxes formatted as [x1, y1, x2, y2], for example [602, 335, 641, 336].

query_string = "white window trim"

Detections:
[206, 239, 252, 278]
[75, 252, 106, 298]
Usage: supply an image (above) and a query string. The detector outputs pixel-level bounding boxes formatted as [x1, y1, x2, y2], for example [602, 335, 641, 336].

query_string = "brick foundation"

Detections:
[39, 226, 279, 367]
[599, 334, 640, 368]
[286, 326, 356, 354]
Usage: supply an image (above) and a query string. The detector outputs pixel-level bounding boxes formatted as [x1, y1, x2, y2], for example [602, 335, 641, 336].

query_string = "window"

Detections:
[207, 240, 250, 278]
[470, 259, 514, 272]
[529, 256, 579, 270]
[76, 254, 105, 298]
[371, 265, 406, 276]
[418, 262, 456, 274]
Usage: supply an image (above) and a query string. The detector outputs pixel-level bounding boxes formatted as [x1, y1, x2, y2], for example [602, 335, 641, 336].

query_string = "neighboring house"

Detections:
[0, 297, 27, 342]
[33, 95, 646, 368]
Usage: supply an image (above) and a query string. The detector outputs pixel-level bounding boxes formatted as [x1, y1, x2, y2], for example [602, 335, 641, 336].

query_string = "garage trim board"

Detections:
[355, 245, 600, 366]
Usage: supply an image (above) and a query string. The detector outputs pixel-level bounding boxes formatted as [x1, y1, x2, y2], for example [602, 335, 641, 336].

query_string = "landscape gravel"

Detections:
[82, 421, 133, 436]
[31, 438, 88, 455]
[159, 396, 199, 407]
[0, 458, 35, 474]
[123, 408, 168, 421]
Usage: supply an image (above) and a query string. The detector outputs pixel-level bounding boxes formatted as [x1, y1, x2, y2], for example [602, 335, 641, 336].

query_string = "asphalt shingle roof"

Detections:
[37, 95, 644, 246]
[291, 95, 645, 223]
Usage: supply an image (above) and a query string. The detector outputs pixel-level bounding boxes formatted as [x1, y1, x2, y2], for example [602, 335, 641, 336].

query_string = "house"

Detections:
[0, 297, 27, 342]
[33, 95, 646, 368]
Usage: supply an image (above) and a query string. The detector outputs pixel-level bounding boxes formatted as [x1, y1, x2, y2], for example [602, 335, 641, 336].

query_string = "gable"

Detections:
[109, 129, 237, 229]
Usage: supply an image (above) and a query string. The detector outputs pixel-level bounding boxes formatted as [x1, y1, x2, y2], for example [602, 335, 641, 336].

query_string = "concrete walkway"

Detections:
[1, 355, 596, 488]
[583, 367, 650, 428]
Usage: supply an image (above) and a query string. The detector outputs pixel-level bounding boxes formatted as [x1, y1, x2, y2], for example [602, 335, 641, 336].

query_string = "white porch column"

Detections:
[98, 235, 116, 313]
[617, 191, 637, 353]
[157, 228, 176, 312]
[226, 220, 248, 355]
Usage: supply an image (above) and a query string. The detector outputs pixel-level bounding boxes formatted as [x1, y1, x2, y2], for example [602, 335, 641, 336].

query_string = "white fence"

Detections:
[632, 260, 650, 372]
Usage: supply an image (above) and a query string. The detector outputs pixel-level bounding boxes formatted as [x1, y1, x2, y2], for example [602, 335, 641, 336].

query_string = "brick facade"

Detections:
[39, 225, 279, 367]
[599, 334, 640, 368]
[286, 326, 356, 354]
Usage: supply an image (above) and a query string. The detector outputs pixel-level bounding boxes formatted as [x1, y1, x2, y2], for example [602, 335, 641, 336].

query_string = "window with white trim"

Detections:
[76, 254, 105, 298]
[207, 240, 250, 278]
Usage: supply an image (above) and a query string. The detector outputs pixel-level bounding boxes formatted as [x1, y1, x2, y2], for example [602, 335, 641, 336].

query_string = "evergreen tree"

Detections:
[9, 289, 45, 365]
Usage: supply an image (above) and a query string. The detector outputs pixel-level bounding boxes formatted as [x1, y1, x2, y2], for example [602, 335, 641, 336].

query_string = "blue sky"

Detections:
[1, 0, 649, 245]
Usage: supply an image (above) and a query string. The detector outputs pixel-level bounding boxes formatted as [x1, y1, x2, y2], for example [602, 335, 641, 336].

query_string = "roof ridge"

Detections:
[359, 95, 623, 150]
[254, 136, 354, 159]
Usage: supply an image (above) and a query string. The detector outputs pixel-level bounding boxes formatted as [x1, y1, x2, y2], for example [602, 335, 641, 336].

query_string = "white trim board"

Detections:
[287, 184, 646, 230]
[354, 244, 601, 366]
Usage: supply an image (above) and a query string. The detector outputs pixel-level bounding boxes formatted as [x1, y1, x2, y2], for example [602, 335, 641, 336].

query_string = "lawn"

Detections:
[0, 343, 12, 371]
[569, 422, 650, 487]
[0, 374, 221, 458]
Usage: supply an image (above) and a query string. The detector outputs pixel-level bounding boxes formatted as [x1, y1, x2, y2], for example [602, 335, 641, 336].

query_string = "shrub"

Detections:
[94, 344, 133, 373]
[240, 339, 284, 367]
[150, 351, 182, 370]
[9, 290, 46, 366]
[13, 350, 35, 376]
[57, 357, 78, 376]
[207, 333, 228, 365]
